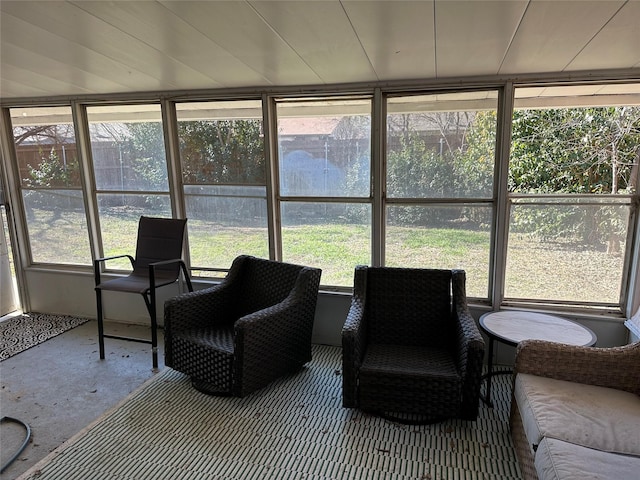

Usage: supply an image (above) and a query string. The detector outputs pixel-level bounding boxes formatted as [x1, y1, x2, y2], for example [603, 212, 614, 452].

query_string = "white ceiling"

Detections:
[1, 0, 639, 102]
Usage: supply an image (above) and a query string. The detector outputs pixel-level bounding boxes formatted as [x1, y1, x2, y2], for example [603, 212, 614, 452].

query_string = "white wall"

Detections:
[25, 268, 352, 344]
[24, 269, 632, 367]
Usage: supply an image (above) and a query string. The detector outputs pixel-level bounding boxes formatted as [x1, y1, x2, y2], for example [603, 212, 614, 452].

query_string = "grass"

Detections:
[23, 208, 625, 303]
[281, 224, 371, 285]
[386, 226, 492, 297]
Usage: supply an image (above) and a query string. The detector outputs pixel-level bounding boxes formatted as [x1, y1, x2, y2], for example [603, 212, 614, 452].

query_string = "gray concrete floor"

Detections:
[0, 320, 164, 480]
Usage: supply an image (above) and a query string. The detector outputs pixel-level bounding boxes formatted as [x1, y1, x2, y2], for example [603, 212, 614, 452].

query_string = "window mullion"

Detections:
[71, 101, 101, 263]
[372, 88, 384, 267]
[161, 99, 191, 272]
[263, 94, 281, 261]
[491, 82, 514, 309]
[0, 108, 30, 310]
[161, 99, 185, 219]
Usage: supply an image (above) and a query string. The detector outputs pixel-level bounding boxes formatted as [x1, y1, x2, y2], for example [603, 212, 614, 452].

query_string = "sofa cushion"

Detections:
[535, 437, 640, 480]
[514, 373, 640, 455]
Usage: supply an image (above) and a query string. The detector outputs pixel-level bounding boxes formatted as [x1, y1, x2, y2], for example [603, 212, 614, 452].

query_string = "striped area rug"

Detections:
[18, 345, 521, 480]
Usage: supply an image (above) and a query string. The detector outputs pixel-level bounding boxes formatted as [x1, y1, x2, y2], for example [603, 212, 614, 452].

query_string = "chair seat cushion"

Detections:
[170, 325, 236, 392]
[97, 271, 179, 294]
[97, 274, 153, 294]
[176, 325, 236, 353]
[514, 373, 640, 456]
[534, 437, 640, 480]
[358, 344, 461, 416]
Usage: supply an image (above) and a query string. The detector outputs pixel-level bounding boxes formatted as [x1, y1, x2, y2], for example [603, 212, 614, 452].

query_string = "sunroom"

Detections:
[1, 1, 639, 479]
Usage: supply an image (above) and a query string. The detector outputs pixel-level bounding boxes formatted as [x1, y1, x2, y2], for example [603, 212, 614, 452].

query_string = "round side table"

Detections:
[479, 310, 597, 407]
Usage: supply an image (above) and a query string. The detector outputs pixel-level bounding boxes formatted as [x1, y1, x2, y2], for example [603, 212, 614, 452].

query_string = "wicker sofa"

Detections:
[510, 340, 640, 480]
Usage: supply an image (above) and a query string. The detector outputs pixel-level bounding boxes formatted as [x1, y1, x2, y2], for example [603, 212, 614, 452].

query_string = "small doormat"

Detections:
[0, 313, 90, 361]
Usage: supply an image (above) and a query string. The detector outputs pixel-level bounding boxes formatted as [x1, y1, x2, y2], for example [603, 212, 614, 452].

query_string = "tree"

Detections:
[455, 110, 496, 198]
[24, 148, 78, 188]
[178, 119, 265, 184]
[122, 122, 168, 191]
[509, 106, 640, 251]
[16, 124, 79, 188]
[16, 125, 81, 221]
[510, 107, 640, 194]
[385, 110, 495, 228]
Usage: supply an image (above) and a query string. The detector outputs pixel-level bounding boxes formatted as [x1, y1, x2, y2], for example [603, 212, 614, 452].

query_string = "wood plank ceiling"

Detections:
[1, 0, 639, 101]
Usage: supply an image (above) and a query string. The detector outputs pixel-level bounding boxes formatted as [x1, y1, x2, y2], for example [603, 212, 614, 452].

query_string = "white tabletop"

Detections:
[479, 311, 596, 346]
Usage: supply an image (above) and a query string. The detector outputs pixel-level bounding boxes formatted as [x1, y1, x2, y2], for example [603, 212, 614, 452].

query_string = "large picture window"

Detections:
[87, 104, 172, 269]
[176, 100, 268, 274]
[10, 106, 91, 265]
[505, 85, 640, 308]
[2, 80, 638, 316]
[276, 98, 372, 286]
[385, 91, 498, 299]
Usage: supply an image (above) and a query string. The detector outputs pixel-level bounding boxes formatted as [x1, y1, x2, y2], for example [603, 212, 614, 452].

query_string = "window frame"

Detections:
[272, 95, 375, 289]
[0, 77, 638, 317]
[173, 98, 270, 275]
[500, 84, 640, 314]
[84, 102, 175, 270]
[7, 105, 93, 267]
[382, 88, 503, 302]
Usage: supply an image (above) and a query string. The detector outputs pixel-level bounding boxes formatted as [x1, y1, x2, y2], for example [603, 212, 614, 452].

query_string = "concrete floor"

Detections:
[0, 319, 163, 480]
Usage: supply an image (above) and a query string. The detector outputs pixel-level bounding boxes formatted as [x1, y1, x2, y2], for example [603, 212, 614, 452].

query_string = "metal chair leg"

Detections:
[96, 289, 105, 360]
[150, 291, 158, 370]
[142, 291, 159, 370]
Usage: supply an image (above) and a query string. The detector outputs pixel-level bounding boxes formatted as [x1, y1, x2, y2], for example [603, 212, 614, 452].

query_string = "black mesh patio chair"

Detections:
[164, 255, 322, 397]
[94, 216, 192, 369]
[342, 266, 485, 424]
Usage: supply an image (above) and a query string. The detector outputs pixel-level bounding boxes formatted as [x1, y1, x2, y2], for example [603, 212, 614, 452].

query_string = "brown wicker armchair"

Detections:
[164, 255, 321, 397]
[342, 266, 485, 423]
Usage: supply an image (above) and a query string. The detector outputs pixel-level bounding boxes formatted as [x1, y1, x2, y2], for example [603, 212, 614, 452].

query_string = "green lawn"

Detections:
[24, 208, 624, 303]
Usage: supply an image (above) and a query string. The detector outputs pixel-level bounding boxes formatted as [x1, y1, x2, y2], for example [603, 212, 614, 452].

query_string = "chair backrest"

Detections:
[228, 256, 310, 317]
[362, 267, 456, 347]
[133, 216, 187, 279]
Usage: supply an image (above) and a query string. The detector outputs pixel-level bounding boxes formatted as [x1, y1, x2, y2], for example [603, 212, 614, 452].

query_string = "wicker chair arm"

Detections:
[341, 270, 367, 407]
[164, 282, 235, 332]
[342, 266, 367, 356]
[455, 307, 485, 363]
[515, 339, 640, 395]
[233, 302, 307, 396]
[454, 306, 486, 419]
[235, 299, 304, 340]
[232, 269, 321, 397]
[234, 267, 320, 341]
[342, 298, 367, 363]
[451, 269, 484, 360]
[342, 298, 366, 344]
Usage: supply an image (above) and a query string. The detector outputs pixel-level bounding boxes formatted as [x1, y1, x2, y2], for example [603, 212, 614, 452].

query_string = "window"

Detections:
[10, 106, 91, 265]
[3, 79, 638, 317]
[176, 100, 268, 274]
[505, 84, 640, 308]
[276, 98, 372, 286]
[87, 104, 171, 269]
[385, 91, 499, 299]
